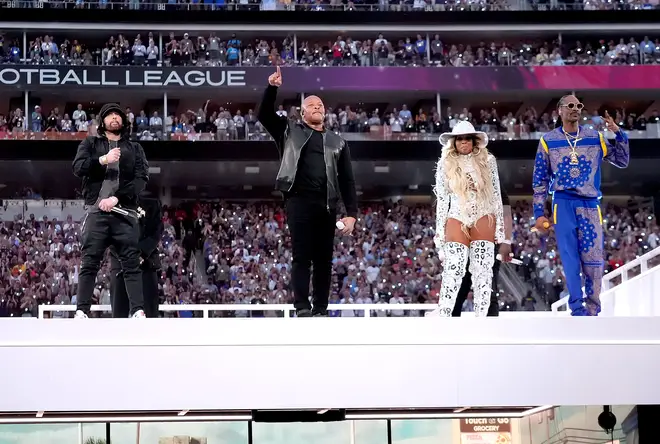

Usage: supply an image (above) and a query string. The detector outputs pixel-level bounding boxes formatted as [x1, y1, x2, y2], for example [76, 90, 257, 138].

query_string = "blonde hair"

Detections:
[438, 136, 496, 233]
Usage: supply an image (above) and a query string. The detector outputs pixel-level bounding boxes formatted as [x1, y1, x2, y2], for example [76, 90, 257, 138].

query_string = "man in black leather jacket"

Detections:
[258, 66, 358, 317]
[72, 103, 149, 319]
[452, 179, 514, 316]
[109, 194, 163, 318]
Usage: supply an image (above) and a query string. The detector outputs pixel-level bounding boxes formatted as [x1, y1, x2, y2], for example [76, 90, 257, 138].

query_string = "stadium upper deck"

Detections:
[1, 1, 660, 33]
[0, 0, 657, 13]
[2, 0, 660, 199]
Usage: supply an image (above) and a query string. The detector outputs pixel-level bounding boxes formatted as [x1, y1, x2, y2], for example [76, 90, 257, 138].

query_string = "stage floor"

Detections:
[0, 317, 659, 419]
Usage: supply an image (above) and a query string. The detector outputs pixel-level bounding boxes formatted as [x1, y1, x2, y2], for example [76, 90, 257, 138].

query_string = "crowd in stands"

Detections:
[511, 201, 660, 306]
[3, 32, 660, 67]
[0, 0, 655, 11]
[3, 101, 660, 142]
[0, 202, 198, 318]
[0, 0, 539, 12]
[0, 103, 256, 141]
[315, 104, 660, 137]
[1, 198, 657, 318]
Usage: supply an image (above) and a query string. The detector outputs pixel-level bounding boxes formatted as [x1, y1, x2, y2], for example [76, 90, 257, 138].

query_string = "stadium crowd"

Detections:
[0, 0, 654, 12]
[3, 32, 660, 67]
[511, 200, 659, 305]
[2, 102, 659, 142]
[0, 198, 657, 318]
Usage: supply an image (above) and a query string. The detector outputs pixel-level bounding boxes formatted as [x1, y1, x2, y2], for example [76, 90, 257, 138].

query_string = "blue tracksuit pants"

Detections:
[552, 193, 605, 316]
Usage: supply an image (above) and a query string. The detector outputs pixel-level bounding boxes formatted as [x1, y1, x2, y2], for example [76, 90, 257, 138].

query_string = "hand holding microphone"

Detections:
[531, 216, 552, 234]
[98, 196, 119, 212]
[336, 217, 356, 235]
[497, 253, 522, 265]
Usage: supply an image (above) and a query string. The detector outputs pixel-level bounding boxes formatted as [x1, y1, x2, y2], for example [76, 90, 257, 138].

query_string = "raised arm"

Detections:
[600, 130, 630, 169]
[489, 155, 505, 244]
[433, 158, 450, 249]
[256, 66, 287, 149]
[532, 137, 551, 220]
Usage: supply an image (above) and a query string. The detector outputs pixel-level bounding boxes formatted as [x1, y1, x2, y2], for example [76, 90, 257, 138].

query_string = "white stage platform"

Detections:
[1, 317, 659, 417]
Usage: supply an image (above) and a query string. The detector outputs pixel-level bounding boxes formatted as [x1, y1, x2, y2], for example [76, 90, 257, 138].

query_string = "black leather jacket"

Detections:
[257, 85, 358, 217]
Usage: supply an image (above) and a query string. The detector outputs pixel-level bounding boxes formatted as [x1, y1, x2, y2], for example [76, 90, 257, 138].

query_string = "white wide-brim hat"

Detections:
[438, 120, 489, 149]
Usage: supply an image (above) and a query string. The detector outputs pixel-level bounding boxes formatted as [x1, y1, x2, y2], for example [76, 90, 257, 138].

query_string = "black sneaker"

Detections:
[313, 310, 328, 317]
[296, 309, 313, 317]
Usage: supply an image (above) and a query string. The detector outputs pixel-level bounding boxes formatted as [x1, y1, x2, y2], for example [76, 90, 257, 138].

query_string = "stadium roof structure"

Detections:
[2, 8, 660, 32]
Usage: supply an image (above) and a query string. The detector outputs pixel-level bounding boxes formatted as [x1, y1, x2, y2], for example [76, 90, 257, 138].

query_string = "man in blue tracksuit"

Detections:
[532, 95, 629, 316]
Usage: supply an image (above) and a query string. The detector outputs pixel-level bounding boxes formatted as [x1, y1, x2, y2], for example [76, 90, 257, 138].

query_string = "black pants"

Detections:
[109, 252, 159, 318]
[286, 195, 336, 314]
[77, 211, 144, 315]
[452, 244, 501, 317]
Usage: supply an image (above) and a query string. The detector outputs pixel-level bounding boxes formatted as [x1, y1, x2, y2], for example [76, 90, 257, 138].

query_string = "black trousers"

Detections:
[109, 252, 159, 318]
[77, 211, 144, 315]
[286, 195, 336, 314]
[452, 244, 501, 317]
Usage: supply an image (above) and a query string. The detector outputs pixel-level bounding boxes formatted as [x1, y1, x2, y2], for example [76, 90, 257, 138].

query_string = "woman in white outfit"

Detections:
[429, 121, 505, 317]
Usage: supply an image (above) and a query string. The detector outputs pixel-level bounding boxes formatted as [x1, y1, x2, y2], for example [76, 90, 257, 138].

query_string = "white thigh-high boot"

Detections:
[468, 240, 496, 317]
[428, 242, 469, 317]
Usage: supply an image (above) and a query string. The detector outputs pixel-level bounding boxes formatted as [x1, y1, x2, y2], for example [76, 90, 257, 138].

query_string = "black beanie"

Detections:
[98, 103, 129, 137]
[99, 103, 127, 123]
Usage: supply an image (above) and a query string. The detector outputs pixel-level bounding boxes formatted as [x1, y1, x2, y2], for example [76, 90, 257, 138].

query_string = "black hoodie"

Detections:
[72, 134, 149, 211]
[72, 106, 148, 211]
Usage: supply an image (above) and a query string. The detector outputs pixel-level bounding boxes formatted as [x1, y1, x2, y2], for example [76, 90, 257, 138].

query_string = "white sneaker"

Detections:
[74, 310, 88, 319]
[131, 310, 146, 319]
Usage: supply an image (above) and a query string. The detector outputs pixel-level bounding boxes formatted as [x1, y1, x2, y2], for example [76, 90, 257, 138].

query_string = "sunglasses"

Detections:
[561, 102, 584, 111]
[455, 136, 475, 142]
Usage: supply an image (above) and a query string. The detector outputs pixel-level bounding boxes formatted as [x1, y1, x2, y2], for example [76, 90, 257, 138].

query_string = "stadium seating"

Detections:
[1, 199, 656, 318]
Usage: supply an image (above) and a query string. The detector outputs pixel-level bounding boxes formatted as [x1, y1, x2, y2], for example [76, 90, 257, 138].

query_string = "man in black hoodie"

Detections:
[72, 103, 149, 319]
[258, 66, 358, 317]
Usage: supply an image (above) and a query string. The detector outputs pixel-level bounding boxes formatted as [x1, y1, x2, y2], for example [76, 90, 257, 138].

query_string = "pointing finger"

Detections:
[276, 65, 281, 77]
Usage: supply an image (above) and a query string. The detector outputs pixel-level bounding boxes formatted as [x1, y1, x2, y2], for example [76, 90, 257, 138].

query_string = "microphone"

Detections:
[497, 254, 522, 265]
[530, 221, 551, 233]
[110, 207, 129, 216]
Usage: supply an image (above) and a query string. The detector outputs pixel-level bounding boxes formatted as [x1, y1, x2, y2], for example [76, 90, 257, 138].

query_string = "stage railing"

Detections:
[1, 125, 656, 142]
[37, 303, 560, 319]
[551, 245, 660, 313]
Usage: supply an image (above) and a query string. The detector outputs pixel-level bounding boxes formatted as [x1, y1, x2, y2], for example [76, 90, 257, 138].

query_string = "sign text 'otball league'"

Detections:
[0, 66, 247, 88]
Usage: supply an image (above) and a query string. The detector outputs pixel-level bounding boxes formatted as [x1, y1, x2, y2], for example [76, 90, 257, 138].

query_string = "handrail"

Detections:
[602, 245, 660, 289]
[550, 245, 660, 313]
[37, 303, 560, 319]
